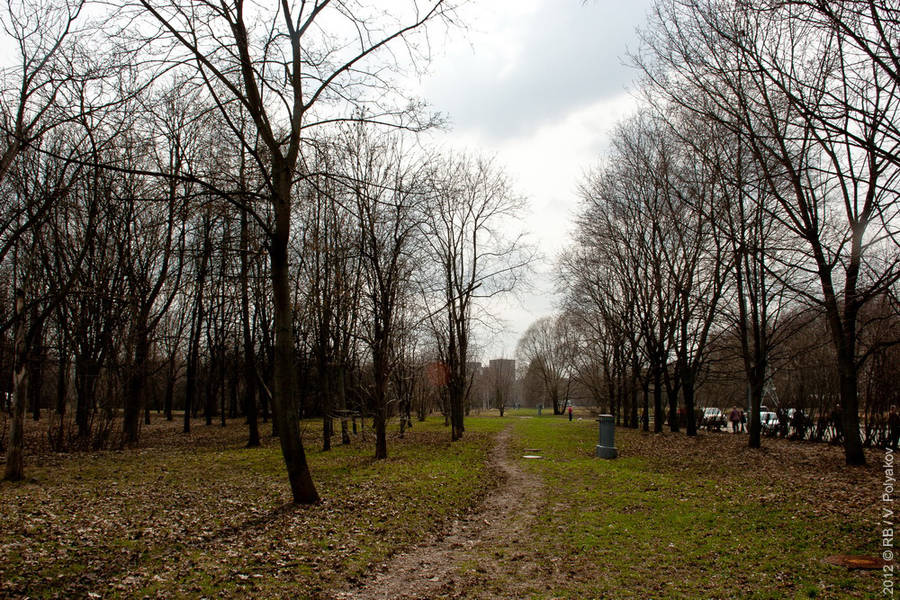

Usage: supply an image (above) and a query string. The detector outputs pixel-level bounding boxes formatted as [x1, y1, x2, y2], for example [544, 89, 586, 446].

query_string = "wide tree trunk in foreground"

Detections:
[270, 177, 318, 503]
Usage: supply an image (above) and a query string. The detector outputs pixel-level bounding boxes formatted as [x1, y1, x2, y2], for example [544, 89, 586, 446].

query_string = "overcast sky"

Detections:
[416, 0, 655, 361]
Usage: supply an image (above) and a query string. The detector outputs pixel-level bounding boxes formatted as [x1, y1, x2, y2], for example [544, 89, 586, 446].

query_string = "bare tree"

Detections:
[485, 358, 515, 417]
[642, 114, 730, 437]
[339, 126, 425, 459]
[4, 129, 102, 476]
[3, 290, 25, 480]
[119, 96, 194, 443]
[516, 316, 572, 415]
[674, 112, 802, 447]
[123, 0, 453, 501]
[559, 254, 643, 424]
[0, 0, 84, 185]
[423, 155, 530, 441]
[573, 115, 683, 432]
[637, 0, 900, 464]
[297, 142, 364, 451]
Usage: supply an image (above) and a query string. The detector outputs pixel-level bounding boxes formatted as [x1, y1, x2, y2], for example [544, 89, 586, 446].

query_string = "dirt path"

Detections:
[332, 424, 544, 600]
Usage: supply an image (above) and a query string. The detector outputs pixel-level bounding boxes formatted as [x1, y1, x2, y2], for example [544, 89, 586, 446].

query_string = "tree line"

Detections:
[532, 0, 900, 465]
[0, 0, 530, 504]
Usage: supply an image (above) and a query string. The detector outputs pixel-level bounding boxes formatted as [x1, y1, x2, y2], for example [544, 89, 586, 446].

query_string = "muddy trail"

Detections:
[332, 425, 545, 600]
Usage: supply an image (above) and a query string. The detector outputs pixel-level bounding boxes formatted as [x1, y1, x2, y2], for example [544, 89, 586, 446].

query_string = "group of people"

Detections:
[728, 407, 746, 433]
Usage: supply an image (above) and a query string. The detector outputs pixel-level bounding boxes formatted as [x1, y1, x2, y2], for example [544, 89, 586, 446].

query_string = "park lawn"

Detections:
[0, 416, 506, 599]
[472, 414, 881, 599]
[0, 412, 883, 599]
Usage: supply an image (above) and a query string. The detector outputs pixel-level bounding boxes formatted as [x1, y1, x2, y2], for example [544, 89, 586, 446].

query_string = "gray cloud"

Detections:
[426, 0, 653, 140]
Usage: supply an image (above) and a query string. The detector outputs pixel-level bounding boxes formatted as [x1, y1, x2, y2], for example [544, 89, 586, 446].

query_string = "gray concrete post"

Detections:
[595, 414, 617, 459]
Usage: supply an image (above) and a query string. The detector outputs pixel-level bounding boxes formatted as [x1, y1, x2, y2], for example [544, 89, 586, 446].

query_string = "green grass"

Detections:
[0, 411, 881, 598]
[497, 416, 878, 599]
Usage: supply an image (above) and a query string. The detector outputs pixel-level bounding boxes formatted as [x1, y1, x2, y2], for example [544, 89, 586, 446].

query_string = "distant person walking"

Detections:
[567, 405, 573, 421]
[740, 409, 746, 433]
[729, 407, 741, 434]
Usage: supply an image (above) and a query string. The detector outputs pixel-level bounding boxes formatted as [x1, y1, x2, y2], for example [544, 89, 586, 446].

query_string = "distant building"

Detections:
[488, 359, 515, 380]
[466, 362, 486, 410]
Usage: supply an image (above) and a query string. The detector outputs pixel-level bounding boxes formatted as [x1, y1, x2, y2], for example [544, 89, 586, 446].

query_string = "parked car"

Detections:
[701, 407, 726, 431]
[759, 411, 779, 433]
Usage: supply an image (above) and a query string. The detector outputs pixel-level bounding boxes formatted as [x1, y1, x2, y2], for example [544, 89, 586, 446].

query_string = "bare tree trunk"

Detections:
[629, 368, 639, 429]
[204, 336, 217, 426]
[220, 355, 228, 427]
[642, 379, 650, 432]
[185, 219, 211, 434]
[241, 350, 259, 447]
[54, 337, 68, 448]
[74, 356, 97, 440]
[27, 307, 42, 421]
[123, 311, 149, 444]
[684, 366, 697, 437]
[449, 374, 465, 441]
[337, 365, 350, 445]
[373, 348, 389, 458]
[747, 367, 764, 448]
[4, 289, 27, 481]
[839, 352, 864, 465]
[321, 362, 332, 452]
[239, 206, 260, 447]
[271, 179, 318, 503]
[667, 390, 679, 434]
[653, 365, 663, 433]
[163, 353, 175, 422]
[184, 301, 201, 434]
[228, 366, 238, 420]
[243, 353, 260, 447]
[374, 414, 387, 457]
